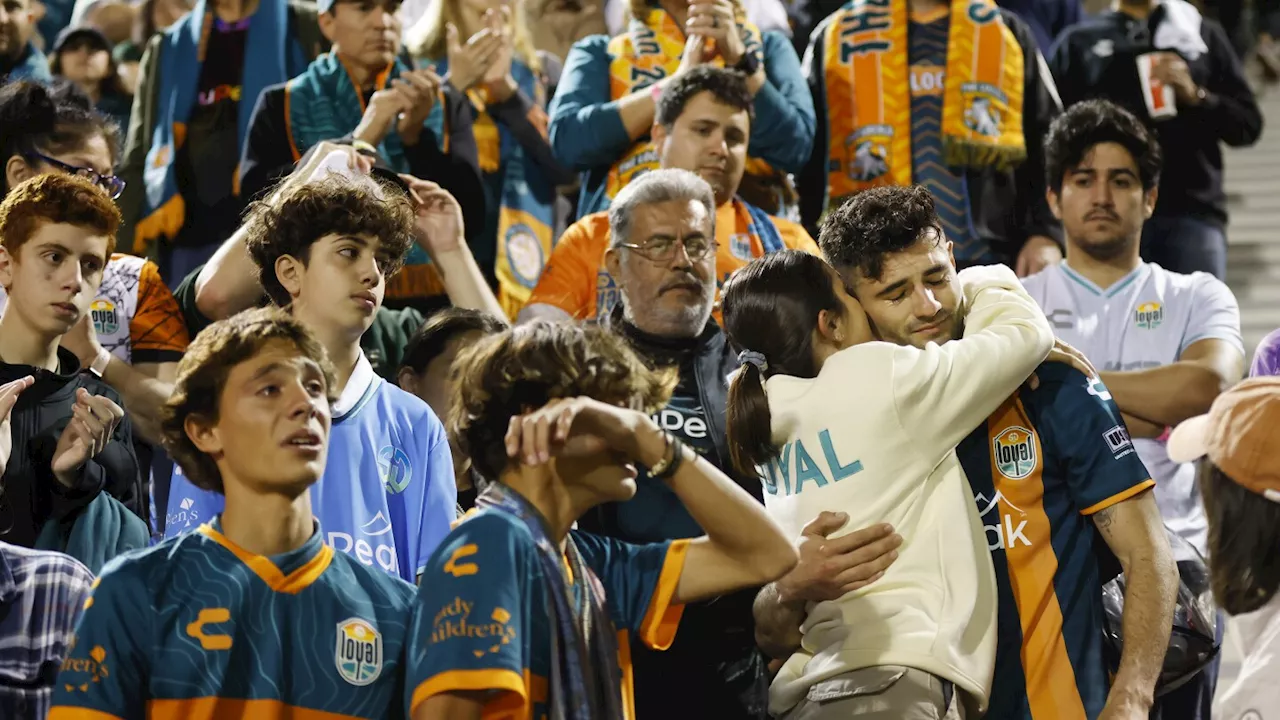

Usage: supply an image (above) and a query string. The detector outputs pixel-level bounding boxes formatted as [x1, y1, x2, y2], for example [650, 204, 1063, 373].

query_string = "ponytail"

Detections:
[726, 359, 775, 479]
[722, 250, 849, 479]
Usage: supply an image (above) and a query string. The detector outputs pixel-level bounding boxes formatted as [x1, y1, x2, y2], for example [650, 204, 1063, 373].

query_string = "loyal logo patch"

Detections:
[335, 618, 383, 686]
[90, 299, 119, 335]
[992, 426, 1037, 480]
[1135, 302, 1163, 330]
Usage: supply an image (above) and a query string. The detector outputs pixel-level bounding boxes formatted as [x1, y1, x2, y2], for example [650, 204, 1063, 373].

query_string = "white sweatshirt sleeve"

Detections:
[888, 264, 1055, 450]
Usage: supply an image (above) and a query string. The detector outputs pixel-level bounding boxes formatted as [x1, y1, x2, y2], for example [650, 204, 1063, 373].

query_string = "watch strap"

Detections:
[88, 348, 110, 378]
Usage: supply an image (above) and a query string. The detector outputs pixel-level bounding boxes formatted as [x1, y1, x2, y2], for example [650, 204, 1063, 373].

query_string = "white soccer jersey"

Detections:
[1022, 261, 1244, 557]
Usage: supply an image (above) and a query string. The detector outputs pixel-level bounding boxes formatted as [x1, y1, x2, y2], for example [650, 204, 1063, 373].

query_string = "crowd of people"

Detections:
[0, 0, 1275, 717]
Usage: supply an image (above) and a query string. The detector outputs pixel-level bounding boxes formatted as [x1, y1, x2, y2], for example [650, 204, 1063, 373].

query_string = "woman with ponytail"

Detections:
[722, 248, 1056, 719]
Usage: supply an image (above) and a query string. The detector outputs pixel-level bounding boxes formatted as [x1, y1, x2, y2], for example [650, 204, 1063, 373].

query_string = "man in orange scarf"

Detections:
[799, 0, 1063, 277]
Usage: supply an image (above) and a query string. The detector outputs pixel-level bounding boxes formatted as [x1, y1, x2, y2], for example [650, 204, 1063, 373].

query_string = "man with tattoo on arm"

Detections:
[1023, 100, 1246, 720]
[755, 185, 1179, 720]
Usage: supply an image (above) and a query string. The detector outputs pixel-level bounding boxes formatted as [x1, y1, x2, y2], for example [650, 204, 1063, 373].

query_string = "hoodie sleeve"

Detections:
[888, 265, 1055, 450]
[46, 389, 144, 525]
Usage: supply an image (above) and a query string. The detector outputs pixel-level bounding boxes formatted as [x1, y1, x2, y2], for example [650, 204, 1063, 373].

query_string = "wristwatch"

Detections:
[733, 51, 761, 77]
[87, 347, 110, 379]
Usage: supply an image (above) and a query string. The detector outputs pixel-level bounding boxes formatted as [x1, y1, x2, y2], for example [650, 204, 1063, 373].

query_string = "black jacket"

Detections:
[579, 308, 770, 720]
[799, 8, 1064, 263]
[1048, 10, 1263, 228]
[0, 348, 141, 548]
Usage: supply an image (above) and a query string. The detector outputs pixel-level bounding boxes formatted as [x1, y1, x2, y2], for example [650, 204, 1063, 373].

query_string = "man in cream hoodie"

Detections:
[738, 187, 1056, 719]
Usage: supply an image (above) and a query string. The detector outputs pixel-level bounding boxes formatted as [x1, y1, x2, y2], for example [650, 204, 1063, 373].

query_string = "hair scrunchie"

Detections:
[737, 350, 768, 373]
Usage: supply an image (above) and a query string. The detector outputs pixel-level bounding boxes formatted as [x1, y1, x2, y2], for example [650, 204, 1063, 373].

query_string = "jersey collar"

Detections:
[1060, 260, 1149, 298]
[332, 351, 376, 420]
[201, 517, 333, 594]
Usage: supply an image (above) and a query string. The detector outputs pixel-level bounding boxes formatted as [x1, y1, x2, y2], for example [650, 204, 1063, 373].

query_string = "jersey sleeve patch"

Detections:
[1039, 369, 1157, 514]
[406, 515, 529, 716]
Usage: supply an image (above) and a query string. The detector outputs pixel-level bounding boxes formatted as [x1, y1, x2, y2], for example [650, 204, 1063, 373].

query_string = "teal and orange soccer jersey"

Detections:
[48, 519, 416, 720]
[956, 363, 1155, 720]
[405, 510, 688, 719]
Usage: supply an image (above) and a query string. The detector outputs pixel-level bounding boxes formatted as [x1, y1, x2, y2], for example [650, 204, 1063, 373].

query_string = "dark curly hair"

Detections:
[450, 322, 677, 482]
[1045, 99, 1162, 193]
[818, 185, 942, 281]
[243, 175, 415, 307]
[0, 80, 121, 197]
[656, 66, 755, 129]
[161, 307, 337, 494]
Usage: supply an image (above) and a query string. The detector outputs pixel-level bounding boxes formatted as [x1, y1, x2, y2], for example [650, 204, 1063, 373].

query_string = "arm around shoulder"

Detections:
[892, 265, 1054, 449]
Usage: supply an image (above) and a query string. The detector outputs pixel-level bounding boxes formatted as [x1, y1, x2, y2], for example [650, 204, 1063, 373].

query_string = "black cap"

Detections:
[295, 140, 411, 197]
[52, 26, 112, 56]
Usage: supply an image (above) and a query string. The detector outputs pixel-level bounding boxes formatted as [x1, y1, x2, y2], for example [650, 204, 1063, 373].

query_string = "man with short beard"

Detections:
[560, 167, 776, 719]
[1023, 99, 1245, 720]
[0, 0, 50, 83]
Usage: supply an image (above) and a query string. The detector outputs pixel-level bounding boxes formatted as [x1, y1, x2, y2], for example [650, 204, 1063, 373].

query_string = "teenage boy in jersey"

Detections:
[522, 67, 817, 326]
[49, 307, 416, 720]
[1023, 98, 1245, 720]
[164, 171, 456, 584]
[755, 184, 1178, 719]
[0, 174, 139, 547]
[405, 321, 798, 719]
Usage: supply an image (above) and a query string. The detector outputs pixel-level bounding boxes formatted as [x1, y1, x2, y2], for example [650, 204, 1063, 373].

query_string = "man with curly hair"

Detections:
[50, 307, 417, 720]
[163, 165, 457, 585]
[404, 320, 797, 720]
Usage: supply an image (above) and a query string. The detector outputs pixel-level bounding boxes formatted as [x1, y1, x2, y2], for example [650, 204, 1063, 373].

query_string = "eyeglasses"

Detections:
[618, 236, 718, 263]
[26, 152, 125, 200]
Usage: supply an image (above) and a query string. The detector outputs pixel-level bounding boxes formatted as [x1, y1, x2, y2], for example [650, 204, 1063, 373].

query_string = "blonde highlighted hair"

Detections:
[406, 0, 540, 74]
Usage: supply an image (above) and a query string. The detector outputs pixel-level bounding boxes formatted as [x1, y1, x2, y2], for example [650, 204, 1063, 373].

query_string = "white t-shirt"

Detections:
[1217, 594, 1280, 720]
[763, 265, 1054, 716]
[1021, 261, 1244, 557]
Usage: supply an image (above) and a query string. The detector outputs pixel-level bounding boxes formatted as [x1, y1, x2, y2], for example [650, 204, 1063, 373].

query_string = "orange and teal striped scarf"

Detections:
[820, 0, 1024, 204]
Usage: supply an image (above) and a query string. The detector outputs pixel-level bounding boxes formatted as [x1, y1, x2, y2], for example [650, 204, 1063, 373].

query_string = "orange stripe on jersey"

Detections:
[638, 539, 689, 650]
[47, 709, 127, 720]
[987, 398, 1087, 720]
[409, 667, 527, 718]
[147, 697, 366, 719]
[197, 525, 333, 594]
[127, 256, 190, 354]
[617, 629, 636, 720]
[1080, 479, 1155, 516]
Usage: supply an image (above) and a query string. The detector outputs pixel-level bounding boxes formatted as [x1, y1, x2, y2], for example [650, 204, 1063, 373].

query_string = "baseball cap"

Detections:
[52, 26, 112, 56]
[1167, 377, 1280, 502]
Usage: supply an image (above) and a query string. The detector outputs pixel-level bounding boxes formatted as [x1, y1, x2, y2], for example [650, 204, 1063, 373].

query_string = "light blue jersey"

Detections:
[164, 355, 456, 582]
